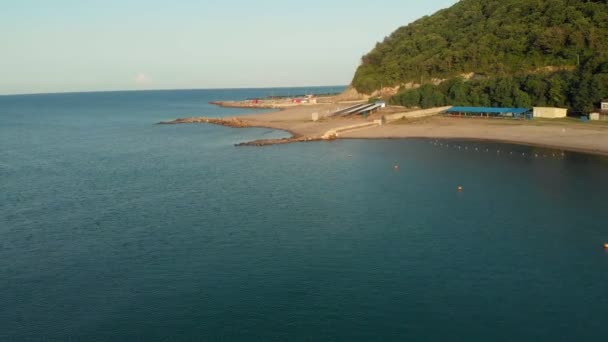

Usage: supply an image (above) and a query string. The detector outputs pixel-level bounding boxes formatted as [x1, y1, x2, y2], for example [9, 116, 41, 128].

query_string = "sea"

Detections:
[1, 87, 608, 341]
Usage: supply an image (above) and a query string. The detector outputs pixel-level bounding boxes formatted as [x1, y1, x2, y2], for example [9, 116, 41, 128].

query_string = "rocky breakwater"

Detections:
[158, 117, 251, 128]
[209, 101, 280, 109]
[235, 135, 321, 147]
[158, 116, 323, 146]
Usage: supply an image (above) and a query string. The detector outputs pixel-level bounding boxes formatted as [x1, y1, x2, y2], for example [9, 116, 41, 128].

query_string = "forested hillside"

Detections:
[352, 0, 608, 111]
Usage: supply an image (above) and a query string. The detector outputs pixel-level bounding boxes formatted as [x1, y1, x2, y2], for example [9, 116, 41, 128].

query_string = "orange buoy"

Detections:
[604, 243, 608, 249]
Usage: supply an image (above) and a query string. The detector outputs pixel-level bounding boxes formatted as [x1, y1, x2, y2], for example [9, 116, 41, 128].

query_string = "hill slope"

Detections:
[352, 0, 608, 111]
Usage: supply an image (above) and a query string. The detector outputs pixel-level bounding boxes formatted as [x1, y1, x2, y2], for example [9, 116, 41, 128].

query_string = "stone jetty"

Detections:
[158, 117, 251, 128]
[235, 135, 320, 147]
[158, 117, 323, 146]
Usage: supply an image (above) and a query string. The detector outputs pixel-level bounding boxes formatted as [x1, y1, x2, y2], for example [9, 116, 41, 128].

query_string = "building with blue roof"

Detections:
[445, 106, 533, 119]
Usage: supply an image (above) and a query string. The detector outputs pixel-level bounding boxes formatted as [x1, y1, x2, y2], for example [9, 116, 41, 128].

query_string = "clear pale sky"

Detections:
[1, 0, 458, 95]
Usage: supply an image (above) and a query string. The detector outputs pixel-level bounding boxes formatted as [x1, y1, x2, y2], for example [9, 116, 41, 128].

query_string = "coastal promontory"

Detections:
[352, 0, 608, 113]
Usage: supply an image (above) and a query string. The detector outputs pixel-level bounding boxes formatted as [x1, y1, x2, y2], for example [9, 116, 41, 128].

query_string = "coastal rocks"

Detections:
[333, 86, 369, 102]
[235, 135, 319, 147]
[158, 116, 324, 147]
[209, 101, 278, 109]
[158, 117, 251, 128]
[371, 85, 401, 98]
[322, 130, 338, 140]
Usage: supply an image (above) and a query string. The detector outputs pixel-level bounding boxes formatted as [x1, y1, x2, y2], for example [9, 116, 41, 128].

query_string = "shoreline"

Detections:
[340, 136, 608, 157]
[161, 102, 608, 157]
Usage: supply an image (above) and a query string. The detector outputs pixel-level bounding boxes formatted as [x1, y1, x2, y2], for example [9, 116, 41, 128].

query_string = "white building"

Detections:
[533, 107, 567, 119]
[375, 101, 387, 108]
[601, 99, 608, 112]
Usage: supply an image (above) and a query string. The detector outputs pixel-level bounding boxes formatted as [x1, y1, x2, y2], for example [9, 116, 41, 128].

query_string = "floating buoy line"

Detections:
[428, 139, 566, 160]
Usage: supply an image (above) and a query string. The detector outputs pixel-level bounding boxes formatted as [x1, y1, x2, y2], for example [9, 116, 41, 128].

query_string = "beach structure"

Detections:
[330, 103, 369, 116]
[384, 106, 452, 122]
[359, 101, 386, 117]
[445, 106, 532, 119]
[292, 95, 316, 104]
[306, 95, 317, 104]
[601, 99, 608, 112]
[533, 107, 567, 119]
[590, 112, 608, 121]
[330, 101, 386, 117]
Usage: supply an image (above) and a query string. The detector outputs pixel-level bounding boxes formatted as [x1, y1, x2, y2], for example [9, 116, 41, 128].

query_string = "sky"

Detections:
[0, 0, 458, 95]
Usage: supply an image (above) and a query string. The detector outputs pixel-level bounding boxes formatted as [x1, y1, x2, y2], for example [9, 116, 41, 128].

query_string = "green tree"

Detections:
[349, 0, 608, 111]
[446, 77, 468, 104]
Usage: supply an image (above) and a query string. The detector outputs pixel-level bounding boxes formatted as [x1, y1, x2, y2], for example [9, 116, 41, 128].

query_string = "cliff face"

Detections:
[351, 0, 608, 111]
[333, 86, 370, 102]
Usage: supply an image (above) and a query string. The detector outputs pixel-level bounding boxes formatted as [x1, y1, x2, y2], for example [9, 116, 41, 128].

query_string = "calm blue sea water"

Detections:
[1, 87, 608, 341]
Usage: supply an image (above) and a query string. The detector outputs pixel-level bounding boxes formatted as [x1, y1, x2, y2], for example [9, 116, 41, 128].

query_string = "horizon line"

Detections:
[0, 84, 350, 97]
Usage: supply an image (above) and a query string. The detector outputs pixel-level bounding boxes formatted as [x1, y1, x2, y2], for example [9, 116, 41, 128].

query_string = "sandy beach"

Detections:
[341, 116, 608, 156]
[165, 103, 608, 156]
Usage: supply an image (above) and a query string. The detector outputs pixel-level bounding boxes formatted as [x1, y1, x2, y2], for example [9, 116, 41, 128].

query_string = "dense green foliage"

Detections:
[352, 0, 608, 111]
[390, 55, 608, 111]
